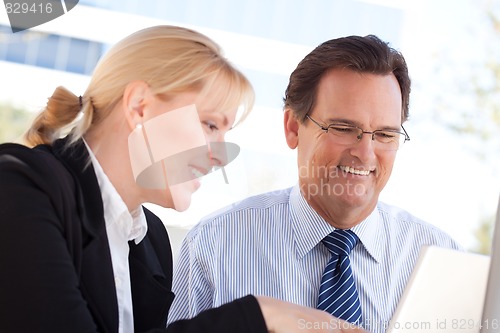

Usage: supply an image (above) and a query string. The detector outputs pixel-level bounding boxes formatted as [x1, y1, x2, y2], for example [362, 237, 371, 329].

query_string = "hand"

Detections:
[256, 296, 368, 333]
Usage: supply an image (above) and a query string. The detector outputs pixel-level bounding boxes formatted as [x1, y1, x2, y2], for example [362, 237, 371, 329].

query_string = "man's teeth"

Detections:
[339, 166, 370, 176]
[190, 167, 205, 178]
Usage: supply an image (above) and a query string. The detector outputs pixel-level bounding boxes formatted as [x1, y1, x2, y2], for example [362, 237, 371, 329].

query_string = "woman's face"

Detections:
[130, 85, 237, 211]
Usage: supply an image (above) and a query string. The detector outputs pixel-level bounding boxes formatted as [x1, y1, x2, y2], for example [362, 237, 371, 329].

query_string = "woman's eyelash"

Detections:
[204, 121, 219, 132]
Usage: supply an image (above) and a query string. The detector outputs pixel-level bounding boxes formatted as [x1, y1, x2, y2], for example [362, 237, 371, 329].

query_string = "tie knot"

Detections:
[322, 229, 358, 256]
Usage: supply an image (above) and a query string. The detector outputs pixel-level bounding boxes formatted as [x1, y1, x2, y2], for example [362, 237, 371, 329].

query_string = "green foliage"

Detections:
[472, 214, 495, 255]
[427, 2, 500, 254]
[429, 1, 500, 158]
[0, 103, 35, 144]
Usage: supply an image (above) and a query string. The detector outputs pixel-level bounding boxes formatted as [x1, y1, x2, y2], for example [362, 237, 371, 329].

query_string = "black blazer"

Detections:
[0, 138, 266, 333]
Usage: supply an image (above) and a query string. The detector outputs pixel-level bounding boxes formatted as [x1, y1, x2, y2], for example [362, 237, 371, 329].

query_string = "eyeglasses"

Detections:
[306, 115, 410, 151]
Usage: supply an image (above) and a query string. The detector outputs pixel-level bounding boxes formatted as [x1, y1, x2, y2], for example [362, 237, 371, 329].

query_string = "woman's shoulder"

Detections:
[0, 142, 34, 156]
[0, 142, 74, 192]
[0, 142, 59, 172]
[0, 142, 52, 160]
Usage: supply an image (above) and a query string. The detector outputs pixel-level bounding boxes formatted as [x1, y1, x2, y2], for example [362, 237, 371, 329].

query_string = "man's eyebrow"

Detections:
[324, 118, 359, 126]
[324, 118, 402, 131]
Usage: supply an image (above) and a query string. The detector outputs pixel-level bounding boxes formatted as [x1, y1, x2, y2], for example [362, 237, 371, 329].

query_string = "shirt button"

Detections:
[115, 277, 122, 287]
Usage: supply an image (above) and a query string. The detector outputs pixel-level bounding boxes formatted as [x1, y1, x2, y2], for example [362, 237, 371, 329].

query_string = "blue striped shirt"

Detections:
[168, 185, 462, 332]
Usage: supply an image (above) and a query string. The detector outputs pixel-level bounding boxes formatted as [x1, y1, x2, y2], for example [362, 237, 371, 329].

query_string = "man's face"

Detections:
[285, 68, 403, 228]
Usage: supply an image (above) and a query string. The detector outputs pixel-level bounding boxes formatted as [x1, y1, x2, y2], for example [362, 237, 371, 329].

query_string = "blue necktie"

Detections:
[317, 229, 362, 324]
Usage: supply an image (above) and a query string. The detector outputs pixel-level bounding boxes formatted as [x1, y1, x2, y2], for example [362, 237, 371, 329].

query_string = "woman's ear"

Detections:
[284, 109, 299, 149]
[122, 81, 150, 130]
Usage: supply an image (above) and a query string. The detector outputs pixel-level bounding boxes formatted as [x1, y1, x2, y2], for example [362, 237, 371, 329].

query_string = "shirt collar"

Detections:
[350, 207, 383, 263]
[289, 184, 383, 263]
[83, 140, 148, 244]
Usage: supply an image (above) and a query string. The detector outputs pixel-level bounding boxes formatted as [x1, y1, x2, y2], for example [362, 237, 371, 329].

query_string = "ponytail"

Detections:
[23, 86, 94, 147]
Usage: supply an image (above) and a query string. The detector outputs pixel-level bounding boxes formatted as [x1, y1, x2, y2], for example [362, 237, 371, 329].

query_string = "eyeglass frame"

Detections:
[305, 114, 410, 149]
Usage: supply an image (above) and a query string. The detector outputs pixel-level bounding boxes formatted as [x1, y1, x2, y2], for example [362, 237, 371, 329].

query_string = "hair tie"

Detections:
[79, 95, 83, 108]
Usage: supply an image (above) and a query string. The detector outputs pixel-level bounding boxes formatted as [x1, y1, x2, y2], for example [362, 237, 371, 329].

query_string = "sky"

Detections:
[0, 0, 499, 254]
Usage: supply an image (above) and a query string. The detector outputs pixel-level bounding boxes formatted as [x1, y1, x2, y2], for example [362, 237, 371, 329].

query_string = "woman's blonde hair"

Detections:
[24, 25, 255, 147]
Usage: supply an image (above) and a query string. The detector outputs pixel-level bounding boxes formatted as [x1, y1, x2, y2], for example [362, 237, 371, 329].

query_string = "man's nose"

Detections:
[349, 132, 377, 162]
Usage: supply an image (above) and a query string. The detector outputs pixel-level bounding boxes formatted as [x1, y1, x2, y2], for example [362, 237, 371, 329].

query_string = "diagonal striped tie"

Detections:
[317, 229, 362, 325]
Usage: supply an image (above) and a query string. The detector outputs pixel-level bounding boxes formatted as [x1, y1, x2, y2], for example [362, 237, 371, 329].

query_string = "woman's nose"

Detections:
[208, 141, 229, 167]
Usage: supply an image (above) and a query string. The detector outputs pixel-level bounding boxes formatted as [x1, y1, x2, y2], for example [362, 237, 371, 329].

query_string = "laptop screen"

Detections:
[480, 194, 500, 333]
[387, 245, 490, 333]
[388, 194, 500, 333]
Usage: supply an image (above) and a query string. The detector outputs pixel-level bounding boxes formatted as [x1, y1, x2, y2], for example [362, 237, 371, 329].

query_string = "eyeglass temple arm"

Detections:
[401, 124, 410, 142]
[306, 115, 329, 132]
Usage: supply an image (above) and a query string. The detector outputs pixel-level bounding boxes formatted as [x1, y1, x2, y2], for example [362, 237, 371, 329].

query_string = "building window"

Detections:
[0, 24, 104, 75]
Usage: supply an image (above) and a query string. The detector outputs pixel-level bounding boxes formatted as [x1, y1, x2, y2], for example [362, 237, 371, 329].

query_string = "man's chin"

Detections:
[336, 193, 369, 207]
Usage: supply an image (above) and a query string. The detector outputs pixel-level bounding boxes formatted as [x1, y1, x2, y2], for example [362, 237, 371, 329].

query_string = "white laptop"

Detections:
[479, 195, 500, 333]
[387, 195, 500, 333]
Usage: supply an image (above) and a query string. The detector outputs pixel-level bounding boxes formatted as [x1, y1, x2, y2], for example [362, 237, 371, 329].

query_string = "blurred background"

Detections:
[1, 0, 499, 258]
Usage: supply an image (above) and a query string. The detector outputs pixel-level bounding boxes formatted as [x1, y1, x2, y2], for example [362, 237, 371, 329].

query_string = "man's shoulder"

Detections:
[376, 201, 425, 222]
[189, 187, 294, 233]
[204, 187, 292, 219]
[376, 201, 463, 249]
[377, 202, 432, 228]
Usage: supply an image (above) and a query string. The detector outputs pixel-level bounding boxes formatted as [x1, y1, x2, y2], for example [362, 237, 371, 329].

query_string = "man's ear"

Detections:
[122, 81, 150, 130]
[284, 109, 299, 149]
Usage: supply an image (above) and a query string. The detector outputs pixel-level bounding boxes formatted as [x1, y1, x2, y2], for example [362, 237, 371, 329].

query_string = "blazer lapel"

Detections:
[52, 138, 174, 332]
[52, 138, 119, 333]
[129, 211, 174, 331]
